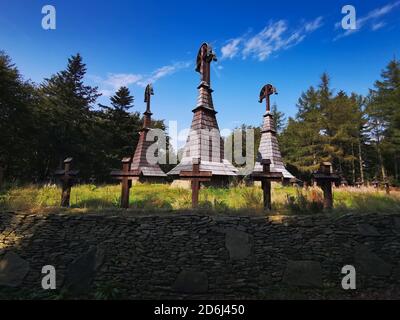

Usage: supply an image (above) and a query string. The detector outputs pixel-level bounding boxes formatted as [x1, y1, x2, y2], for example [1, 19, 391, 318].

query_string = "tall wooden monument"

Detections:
[168, 43, 238, 185]
[129, 84, 167, 182]
[252, 84, 295, 182]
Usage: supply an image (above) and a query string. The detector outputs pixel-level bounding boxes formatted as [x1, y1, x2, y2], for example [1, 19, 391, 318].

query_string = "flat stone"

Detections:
[394, 218, 400, 234]
[172, 270, 208, 293]
[225, 229, 251, 260]
[0, 252, 30, 287]
[64, 246, 100, 295]
[354, 244, 392, 276]
[357, 223, 380, 236]
[283, 260, 322, 287]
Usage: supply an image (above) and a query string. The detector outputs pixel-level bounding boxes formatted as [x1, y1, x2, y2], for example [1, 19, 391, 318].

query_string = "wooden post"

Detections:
[251, 159, 283, 211]
[312, 162, 340, 210]
[179, 158, 212, 208]
[54, 158, 79, 207]
[0, 162, 4, 189]
[121, 158, 131, 209]
[371, 179, 380, 192]
[384, 181, 390, 195]
[111, 157, 141, 209]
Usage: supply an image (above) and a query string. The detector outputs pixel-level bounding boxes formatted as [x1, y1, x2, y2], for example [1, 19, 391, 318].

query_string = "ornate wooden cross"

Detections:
[111, 157, 141, 208]
[143, 84, 154, 128]
[179, 158, 212, 208]
[312, 162, 340, 210]
[196, 43, 217, 86]
[251, 159, 283, 210]
[259, 84, 278, 112]
[54, 157, 79, 207]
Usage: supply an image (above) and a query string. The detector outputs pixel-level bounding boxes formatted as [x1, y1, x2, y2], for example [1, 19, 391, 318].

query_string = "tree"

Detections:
[40, 53, 101, 179]
[0, 51, 39, 183]
[366, 58, 400, 181]
[99, 87, 141, 174]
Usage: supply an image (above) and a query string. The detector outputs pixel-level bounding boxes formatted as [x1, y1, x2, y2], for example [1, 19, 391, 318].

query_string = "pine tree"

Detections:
[40, 53, 100, 178]
[366, 58, 400, 181]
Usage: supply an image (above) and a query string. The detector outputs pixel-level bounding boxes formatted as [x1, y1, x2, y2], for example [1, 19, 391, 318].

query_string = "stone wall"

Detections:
[1, 211, 400, 299]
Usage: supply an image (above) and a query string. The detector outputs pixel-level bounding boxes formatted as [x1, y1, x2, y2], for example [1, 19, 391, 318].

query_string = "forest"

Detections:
[0, 50, 399, 186]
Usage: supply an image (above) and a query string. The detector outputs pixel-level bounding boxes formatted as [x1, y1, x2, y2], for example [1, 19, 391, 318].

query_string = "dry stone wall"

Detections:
[1, 211, 400, 299]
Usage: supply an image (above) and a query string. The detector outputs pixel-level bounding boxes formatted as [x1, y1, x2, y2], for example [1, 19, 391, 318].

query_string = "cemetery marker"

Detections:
[179, 158, 212, 208]
[312, 162, 340, 210]
[111, 157, 140, 209]
[251, 159, 283, 210]
[54, 157, 79, 207]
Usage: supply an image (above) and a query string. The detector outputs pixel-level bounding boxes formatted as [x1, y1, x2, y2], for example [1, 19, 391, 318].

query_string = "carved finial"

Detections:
[144, 84, 154, 112]
[143, 84, 154, 128]
[259, 84, 278, 112]
[196, 43, 217, 85]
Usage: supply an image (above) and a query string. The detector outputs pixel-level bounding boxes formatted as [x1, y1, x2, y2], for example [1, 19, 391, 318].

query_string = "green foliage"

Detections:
[286, 189, 324, 214]
[0, 51, 168, 184]
[93, 282, 122, 300]
[2, 184, 399, 216]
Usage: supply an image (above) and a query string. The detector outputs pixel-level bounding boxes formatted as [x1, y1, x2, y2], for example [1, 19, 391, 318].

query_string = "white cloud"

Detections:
[305, 16, 324, 32]
[104, 73, 143, 89]
[91, 61, 191, 96]
[137, 61, 191, 87]
[99, 89, 113, 97]
[334, 1, 400, 40]
[221, 38, 242, 59]
[223, 17, 323, 62]
[372, 21, 386, 31]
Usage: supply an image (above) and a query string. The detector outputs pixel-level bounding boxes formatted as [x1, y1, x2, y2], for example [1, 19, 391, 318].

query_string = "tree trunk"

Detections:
[0, 165, 4, 189]
[351, 143, 355, 184]
[358, 138, 364, 183]
[376, 133, 386, 180]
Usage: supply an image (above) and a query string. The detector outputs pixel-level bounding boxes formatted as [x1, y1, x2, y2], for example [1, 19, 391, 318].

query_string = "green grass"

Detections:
[0, 182, 399, 215]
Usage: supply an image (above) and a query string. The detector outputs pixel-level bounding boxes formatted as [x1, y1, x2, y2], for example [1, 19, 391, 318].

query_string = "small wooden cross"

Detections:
[371, 178, 380, 191]
[111, 157, 141, 208]
[179, 158, 212, 208]
[251, 159, 283, 210]
[384, 180, 390, 195]
[312, 162, 340, 210]
[54, 157, 79, 207]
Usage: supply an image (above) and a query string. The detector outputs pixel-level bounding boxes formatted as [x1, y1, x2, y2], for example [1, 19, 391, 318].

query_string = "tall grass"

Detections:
[1, 183, 399, 215]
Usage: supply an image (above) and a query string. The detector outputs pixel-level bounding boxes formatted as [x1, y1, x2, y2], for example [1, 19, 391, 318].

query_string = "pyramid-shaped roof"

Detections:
[252, 84, 295, 180]
[168, 43, 237, 177]
[131, 84, 167, 178]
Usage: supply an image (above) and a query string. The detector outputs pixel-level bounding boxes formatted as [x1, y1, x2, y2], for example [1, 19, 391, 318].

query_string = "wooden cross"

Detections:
[384, 180, 390, 195]
[196, 43, 217, 86]
[143, 84, 154, 128]
[54, 157, 79, 207]
[251, 159, 283, 210]
[371, 178, 380, 191]
[111, 157, 141, 208]
[259, 84, 278, 112]
[312, 162, 340, 210]
[179, 158, 212, 208]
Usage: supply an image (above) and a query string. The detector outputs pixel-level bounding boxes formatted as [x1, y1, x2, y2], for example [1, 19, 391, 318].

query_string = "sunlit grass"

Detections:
[0, 182, 399, 215]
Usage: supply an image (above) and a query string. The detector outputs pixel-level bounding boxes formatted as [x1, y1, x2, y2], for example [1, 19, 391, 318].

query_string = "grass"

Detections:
[0, 182, 399, 215]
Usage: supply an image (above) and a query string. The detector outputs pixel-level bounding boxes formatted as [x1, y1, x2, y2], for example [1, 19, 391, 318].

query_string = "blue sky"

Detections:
[1, 0, 400, 137]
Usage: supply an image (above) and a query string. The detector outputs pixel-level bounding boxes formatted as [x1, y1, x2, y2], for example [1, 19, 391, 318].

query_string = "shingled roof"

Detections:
[130, 84, 167, 179]
[252, 111, 295, 180]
